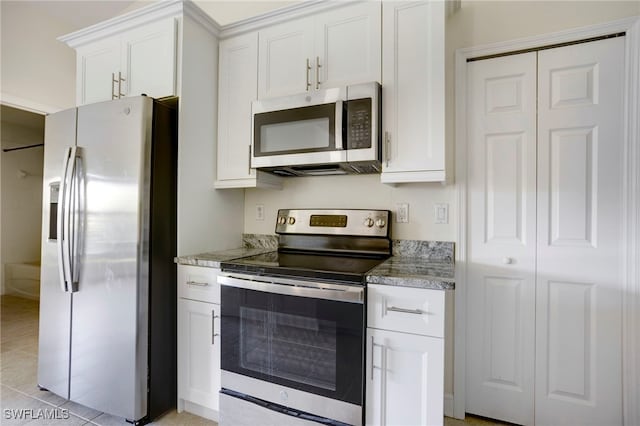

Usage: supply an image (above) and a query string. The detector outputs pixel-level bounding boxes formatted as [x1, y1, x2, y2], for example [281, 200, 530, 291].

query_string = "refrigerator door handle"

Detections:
[57, 147, 73, 292]
[68, 148, 83, 292]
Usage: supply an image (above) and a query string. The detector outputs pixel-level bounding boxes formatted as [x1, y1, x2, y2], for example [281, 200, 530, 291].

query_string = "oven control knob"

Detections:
[278, 216, 287, 225]
[280, 390, 288, 402]
[375, 218, 386, 228]
[288, 217, 296, 225]
[364, 218, 374, 227]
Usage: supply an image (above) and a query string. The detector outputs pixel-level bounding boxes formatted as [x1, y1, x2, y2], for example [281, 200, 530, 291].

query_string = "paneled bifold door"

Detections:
[466, 36, 625, 426]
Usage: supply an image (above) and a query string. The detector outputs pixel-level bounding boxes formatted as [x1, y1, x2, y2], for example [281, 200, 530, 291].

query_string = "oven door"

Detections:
[219, 273, 364, 424]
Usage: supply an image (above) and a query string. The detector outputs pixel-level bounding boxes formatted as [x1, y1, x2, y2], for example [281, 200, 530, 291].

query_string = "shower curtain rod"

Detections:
[2, 143, 44, 153]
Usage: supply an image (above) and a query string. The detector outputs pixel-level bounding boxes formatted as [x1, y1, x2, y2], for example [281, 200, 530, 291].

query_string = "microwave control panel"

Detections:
[346, 98, 372, 149]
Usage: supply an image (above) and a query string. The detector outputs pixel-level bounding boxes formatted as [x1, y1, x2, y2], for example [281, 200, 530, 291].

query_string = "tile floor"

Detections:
[1, 295, 214, 426]
[1, 294, 509, 426]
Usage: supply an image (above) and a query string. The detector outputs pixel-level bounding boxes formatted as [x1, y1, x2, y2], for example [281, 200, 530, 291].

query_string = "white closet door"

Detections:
[535, 37, 624, 426]
[466, 52, 537, 425]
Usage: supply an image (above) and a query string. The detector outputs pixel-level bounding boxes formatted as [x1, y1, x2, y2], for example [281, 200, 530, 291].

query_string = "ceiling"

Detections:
[12, 0, 300, 32]
[20, 1, 141, 32]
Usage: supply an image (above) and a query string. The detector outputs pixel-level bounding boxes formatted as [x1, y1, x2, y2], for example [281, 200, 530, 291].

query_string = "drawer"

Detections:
[367, 284, 444, 338]
[178, 265, 220, 304]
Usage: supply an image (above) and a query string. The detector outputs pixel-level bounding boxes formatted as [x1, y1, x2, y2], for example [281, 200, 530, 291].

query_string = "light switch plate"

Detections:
[396, 203, 409, 223]
[256, 204, 265, 221]
[434, 203, 448, 224]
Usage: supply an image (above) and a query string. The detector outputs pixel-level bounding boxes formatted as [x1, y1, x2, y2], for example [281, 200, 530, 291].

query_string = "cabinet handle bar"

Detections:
[316, 56, 321, 90]
[387, 306, 424, 315]
[187, 280, 208, 287]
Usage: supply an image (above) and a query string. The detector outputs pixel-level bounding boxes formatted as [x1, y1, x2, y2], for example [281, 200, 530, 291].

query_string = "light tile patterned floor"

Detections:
[0, 295, 215, 426]
[1, 295, 510, 426]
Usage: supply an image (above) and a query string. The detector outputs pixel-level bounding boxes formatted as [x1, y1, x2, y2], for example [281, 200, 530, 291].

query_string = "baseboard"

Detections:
[444, 392, 454, 418]
[181, 399, 219, 422]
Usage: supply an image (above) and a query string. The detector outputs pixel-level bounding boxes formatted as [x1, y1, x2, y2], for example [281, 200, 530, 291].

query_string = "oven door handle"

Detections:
[218, 273, 364, 304]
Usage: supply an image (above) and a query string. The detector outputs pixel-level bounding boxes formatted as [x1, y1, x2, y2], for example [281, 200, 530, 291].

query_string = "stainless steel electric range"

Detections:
[218, 209, 391, 426]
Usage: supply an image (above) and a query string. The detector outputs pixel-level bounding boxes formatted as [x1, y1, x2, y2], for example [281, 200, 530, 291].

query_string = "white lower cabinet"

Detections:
[366, 329, 444, 426]
[366, 284, 445, 426]
[177, 266, 221, 421]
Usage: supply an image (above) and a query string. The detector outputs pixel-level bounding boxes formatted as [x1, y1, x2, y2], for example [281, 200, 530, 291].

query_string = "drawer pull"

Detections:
[387, 306, 424, 315]
[187, 280, 209, 287]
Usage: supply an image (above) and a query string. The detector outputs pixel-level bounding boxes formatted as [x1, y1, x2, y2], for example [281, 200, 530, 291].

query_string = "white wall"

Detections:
[245, 175, 457, 240]
[176, 14, 245, 255]
[0, 1, 76, 112]
[0, 122, 44, 294]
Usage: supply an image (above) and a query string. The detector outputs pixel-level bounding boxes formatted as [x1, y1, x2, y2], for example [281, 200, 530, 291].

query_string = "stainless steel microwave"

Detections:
[251, 82, 381, 176]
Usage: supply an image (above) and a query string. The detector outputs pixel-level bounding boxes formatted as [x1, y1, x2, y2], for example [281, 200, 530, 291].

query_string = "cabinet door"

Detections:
[366, 328, 444, 426]
[315, 2, 381, 90]
[76, 37, 120, 105]
[217, 33, 258, 185]
[121, 17, 177, 99]
[178, 298, 220, 412]
[381, 1, 445, 183]
[258, 18, 314, 99]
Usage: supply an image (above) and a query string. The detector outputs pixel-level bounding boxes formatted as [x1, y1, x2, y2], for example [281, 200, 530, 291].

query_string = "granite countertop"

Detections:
[174, 234, 278, 268]
[366, 256, 455, 290]
[175, 235, 455, 290]
[174, 247, 274, 268]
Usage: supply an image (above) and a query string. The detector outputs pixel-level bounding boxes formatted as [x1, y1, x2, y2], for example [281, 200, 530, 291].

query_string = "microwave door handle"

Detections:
[336, 100, 344, 150]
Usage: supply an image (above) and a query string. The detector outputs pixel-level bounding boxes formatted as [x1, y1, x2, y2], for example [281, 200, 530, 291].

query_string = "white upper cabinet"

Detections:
[74, 17, 177, 105]
[315, 2, 381, 90]
[216, 32, 282, 189]
[257, 2, 381, 99]
[76, 37, 121, 105]
[217, 33, 258, 186]
[258, 17, 315, 99]
[381, 1, 446, 183]
[121, 19, 177, 100]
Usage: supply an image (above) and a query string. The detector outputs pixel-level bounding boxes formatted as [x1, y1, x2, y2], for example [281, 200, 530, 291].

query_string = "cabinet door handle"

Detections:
[370, 335, 375, 380]
[186, 280, 208, 287]
[118, 72, 126, 98]
[387, 306, 424, 315]
[306, 58, 312, 91]
[384, 131, 391, 167]
[111, 73, 118, 100]
[380, 344, 387, 424]
[315, 56, 322, 90]
[248, 145, 252, 176]
[212, 309, 219, 344]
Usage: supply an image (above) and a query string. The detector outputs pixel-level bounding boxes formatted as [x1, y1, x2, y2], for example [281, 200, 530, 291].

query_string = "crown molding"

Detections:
[218, 0, 356, 39]
[58, 0, 221, 48]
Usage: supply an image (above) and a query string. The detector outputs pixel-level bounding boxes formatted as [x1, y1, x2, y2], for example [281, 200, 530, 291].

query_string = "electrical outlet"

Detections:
[434, 203, 448, 224]
[396, 203, 409, 223]
[256, 204, 265, 221]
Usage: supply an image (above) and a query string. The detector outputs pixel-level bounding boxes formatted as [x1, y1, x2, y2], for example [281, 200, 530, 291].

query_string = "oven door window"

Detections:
[253, 103, 337, 156]
[221, 286, 363, 405]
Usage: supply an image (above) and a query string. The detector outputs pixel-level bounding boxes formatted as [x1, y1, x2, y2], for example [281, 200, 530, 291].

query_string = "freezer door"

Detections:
[38, 107, 77, 399]
[68, 97, 153, 421]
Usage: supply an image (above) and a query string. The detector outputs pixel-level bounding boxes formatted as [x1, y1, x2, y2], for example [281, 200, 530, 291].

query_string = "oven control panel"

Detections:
[276, 209, 390, 237]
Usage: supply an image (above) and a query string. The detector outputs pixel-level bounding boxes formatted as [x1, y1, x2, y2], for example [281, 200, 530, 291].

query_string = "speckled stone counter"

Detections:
[367, 240, 455, 290]
[174, 247, 273, 268]
[174, 234, 278, 268]
[176, 236, 455, 290]
[367, 257, 454, 290]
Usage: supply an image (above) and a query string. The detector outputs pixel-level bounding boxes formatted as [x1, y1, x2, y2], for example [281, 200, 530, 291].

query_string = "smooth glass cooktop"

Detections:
[220, 251, 389, 284]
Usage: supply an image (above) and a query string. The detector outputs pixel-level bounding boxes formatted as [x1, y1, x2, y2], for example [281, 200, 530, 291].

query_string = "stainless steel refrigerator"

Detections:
[37, 96, 177, 425]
